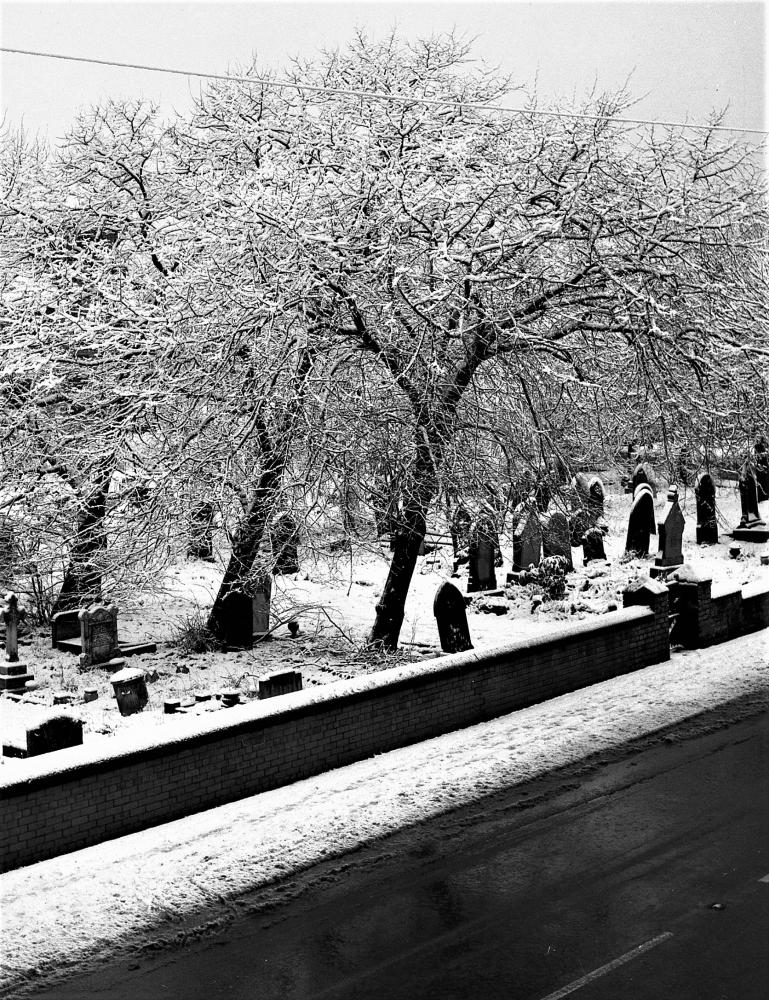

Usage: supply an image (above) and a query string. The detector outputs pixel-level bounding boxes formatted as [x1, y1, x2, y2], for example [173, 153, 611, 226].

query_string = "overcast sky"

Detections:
[1, 1, 766, 143]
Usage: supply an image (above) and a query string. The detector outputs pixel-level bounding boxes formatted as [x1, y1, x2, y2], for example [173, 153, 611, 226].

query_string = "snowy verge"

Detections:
[0, 629, 767, 997]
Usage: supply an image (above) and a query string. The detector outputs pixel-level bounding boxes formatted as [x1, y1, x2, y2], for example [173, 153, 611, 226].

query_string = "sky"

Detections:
[0, 0, 766, 143]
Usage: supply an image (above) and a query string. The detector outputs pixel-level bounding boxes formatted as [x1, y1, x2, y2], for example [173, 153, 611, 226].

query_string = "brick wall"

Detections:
[1, 592, 671, 872]
[670, 573, 769, 648]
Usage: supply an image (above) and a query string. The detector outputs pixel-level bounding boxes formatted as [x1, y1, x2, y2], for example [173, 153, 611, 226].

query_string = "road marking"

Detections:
[759, 874, 769, 883]
[538, 932, 674, 1000]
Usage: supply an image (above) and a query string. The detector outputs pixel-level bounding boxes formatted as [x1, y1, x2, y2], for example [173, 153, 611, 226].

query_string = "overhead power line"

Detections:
[2, 45, 767, 136]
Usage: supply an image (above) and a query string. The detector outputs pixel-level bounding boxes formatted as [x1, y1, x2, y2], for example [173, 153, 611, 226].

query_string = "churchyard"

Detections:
[2, 458, 767, 764]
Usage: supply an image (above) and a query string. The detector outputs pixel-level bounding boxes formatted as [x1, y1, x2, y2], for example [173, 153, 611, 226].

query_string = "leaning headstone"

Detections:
[109, 666, 149, 717]
[625, 489, 657, 556]
[433, 581, 473, 653]
[78, 604, 124, 669]
[695, 472, 718, 544]
[541, 511, 573, 571]
[271, 512, 300, 575]
[252, 574, 272, 640]
[512, 507, 542, 572]
[258, 669, 303, 699]
[468, 516, 498, 592]
[1, 593, 33, 691]
[653, 486, 686, 573]
[582, 527, 607, 565]
[213, 591, 253, 649]
[187, 502, 215, 561]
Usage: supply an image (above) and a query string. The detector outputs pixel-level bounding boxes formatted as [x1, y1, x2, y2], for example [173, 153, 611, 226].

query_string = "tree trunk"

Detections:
[52, 463, 113, 614]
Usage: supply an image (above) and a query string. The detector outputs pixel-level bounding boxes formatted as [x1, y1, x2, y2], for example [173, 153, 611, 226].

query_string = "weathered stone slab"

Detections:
[468, 515, 499, 592]
[695, 472, 719, 544]
[257, 669, 303, 699]
[625, 489, 656, 556]
[433, 581, 473, 653]
[654, 486, 686, 569]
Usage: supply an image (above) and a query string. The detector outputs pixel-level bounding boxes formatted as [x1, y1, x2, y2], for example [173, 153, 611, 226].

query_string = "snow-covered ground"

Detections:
[1, 625, 767, 998]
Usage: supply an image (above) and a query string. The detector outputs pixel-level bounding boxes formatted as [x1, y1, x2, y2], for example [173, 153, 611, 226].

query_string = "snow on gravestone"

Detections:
[78, 604, 124, 670]
[625, 487, 656, 556]
[654, 486, 686, 569]
[695, 472, 718, 545]
[738, 462, 764, 527]
[433, 581, 473, 654]
[1, 593, 33, 691]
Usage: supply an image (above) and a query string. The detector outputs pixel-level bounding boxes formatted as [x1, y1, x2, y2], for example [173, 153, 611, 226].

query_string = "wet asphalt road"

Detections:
[36, 711, 769, 1000]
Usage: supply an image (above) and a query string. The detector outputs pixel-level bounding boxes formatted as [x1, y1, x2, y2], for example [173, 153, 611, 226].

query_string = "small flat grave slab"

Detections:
[257, 669, 303, 699]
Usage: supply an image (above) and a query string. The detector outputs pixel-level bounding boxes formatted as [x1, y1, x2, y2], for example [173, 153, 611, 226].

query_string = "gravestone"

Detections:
[582, 527, 607, 565]
[271, 512, 300, 575]
[2, 710, 83, 758]
[252, 574, 272, 639]
[78, 604, 124, 670]
[653, 486, 686, 573]
[468, 516, 498, 592]
[433, 581, 473, 653]
[512, 507, 542, 573]
[733, 461, 769, 541]
[212, 590, 253, 649]
[695, 472, 718, 544]
[625, 489, 656, 556]
[587, 477, 605, 524]
[541, 511, 573, 571]
[1, 593, 33, 691]
[569, 508, 591, 547]
[187, 502, 215, 561]
[51, 609, 81, 648]
[737, 463, 763, 526]
[632, 462, 658, 498]
[109, 666, 149, 717]
[450, 505, 472, 561]
[258, 669, 303, 699]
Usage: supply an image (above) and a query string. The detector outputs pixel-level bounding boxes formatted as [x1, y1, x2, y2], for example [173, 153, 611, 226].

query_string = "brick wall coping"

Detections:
[0, 605, 653, 798]
[741, 580, 769, 601]
[710, 582, 743, 600]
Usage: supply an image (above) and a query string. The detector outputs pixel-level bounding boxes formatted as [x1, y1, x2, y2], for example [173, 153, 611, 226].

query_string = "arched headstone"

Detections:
[582, 527, 606, 565]
[542, 511, 573, 571]
[433, 582, 473, 653]
[632, 462, 658, 498]
[468, 516, 498, 592]
[450, 505, 472, 560]
[695, 473, 718, 544]
[625, 489, 656, 556]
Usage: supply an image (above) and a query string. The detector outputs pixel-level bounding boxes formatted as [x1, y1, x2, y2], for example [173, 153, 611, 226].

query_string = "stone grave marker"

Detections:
[653, 486, 686, 573]
[468, 515, 499, 592]
[110, 666, 149, 716]
[1, 593, 33, 691]
[212, 590, 253, 649]
[2, 709, 83, 758]
[632, 462, 658, 498]
[253, 574, 272, 640]
[541, 511, 573, 571]
[187, 502, 215, 561]
[51, 609, 81, 648]
[257, 669, 303, 699]
[625, 488, 656, 556]
[271, 512, 300, 575]
[753, 434, 769, 502]
[695, 472, 718, 544]
[78, 604, 124, 670]
[582, 527, 606, 565]
[512, 506, 542, 573]
[433, 581, 474, 653]
[733, 461, 769, 541]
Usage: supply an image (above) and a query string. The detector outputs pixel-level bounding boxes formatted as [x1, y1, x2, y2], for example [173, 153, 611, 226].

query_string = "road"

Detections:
[36, 711, 769, 1000]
